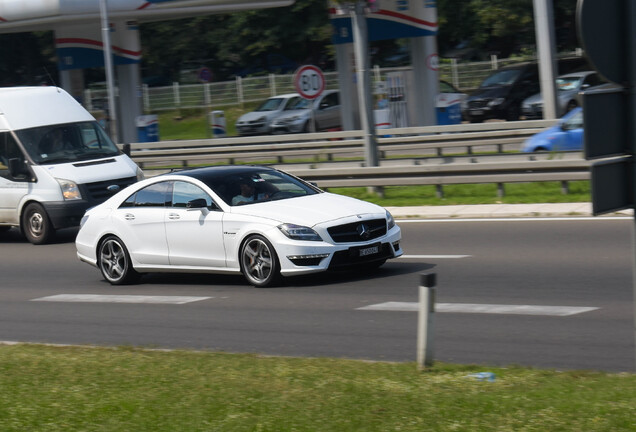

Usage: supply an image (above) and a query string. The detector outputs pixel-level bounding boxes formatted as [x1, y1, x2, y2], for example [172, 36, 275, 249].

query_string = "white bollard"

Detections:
[417, 273, 437, 370]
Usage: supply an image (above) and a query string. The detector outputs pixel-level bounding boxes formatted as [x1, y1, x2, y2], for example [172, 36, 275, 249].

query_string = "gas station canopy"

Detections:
[0, 0, 294, 32]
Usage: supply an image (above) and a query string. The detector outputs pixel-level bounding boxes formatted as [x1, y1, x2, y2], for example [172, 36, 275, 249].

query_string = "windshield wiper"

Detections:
[39, 156, 77, 165]
[76, 151, 117, 160]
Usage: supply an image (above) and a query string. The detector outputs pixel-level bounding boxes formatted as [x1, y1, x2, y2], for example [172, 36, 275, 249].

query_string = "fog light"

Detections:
[287, 253, 330, 266]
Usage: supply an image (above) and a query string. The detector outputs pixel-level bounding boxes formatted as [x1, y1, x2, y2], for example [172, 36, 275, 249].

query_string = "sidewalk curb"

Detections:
[387, 203, 634, 219]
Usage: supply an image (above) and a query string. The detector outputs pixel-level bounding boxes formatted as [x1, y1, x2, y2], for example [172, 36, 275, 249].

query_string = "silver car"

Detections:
[271, 90, 341, 134]
[522, 71, 604, 119]
[235, 93, 301, 136]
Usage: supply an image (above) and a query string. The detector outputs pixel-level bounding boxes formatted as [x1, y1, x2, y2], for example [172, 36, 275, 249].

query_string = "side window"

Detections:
[320, 93, 338, 109]
[563, 111, 583, 131]
[584, 74, 602, 87]
[0, 132, 26, 180]
[119, 181, 171, 208]
[172, 181, 217, 209]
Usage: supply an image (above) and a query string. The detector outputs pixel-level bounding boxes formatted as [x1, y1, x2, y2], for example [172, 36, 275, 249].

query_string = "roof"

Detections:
[0, 86, 94, 131]
[170, 165, 275, 182]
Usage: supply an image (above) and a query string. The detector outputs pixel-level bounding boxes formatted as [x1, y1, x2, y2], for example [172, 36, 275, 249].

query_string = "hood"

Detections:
[468, 85, 510, 100]
[521, 125, 563, 151]
[36, 155, 139, 184]
[230, 192, 386, 226]
[273, 108, 311, 121]
[237, 110, 279, 122]
[523, 92, 542, 105]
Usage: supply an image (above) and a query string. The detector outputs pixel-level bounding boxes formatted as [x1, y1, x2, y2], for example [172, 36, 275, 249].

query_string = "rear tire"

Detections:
[98, 235, 140, 285]
[22, 202, 55, 245]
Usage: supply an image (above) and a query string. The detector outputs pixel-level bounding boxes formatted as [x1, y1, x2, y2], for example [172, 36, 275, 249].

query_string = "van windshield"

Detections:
[15, 121, 120, 165]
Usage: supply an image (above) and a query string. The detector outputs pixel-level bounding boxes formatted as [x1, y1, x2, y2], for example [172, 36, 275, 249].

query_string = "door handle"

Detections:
[124, 213, 135, 221]
[168, 213, 180, 220]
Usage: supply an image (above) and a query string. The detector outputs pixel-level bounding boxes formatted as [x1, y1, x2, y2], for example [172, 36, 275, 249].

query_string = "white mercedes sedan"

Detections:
[76, 165, 402, 287]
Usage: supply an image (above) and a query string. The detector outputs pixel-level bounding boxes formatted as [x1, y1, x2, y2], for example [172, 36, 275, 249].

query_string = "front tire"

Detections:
[98, 236, 139, 285]
[240, 235, 281, 287]
[22, 202, 55, 244]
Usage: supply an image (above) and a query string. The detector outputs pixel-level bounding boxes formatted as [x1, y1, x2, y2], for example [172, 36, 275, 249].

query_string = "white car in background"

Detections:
[235, 93, 301, 136]
[271, 90, 341, 134]
[521, 71, 604, 119]
[76, 165, 402, 288]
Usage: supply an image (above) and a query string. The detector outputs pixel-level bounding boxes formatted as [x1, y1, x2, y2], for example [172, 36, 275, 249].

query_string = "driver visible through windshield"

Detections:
[15, 121, 121, 164]
[181, 167, 322, 207]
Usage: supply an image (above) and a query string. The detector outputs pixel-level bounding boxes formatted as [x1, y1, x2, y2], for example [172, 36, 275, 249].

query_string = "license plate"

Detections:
[359, 245, 379, 257]
[471, 109, 484, 115]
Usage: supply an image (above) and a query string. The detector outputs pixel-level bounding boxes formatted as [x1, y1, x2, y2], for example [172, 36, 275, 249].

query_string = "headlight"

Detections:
[278, 223, 323, 241]
[255, 116, 266, 123]
[488, 98, 505, 107]
[136, 166, 145, 181]
[79, 213, 89, 227]
[56, 178, 82, 201]
[386, 210, 396, 230]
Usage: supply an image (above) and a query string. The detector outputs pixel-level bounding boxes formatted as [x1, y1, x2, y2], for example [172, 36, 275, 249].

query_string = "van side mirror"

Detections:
[8, 158, 29, 180]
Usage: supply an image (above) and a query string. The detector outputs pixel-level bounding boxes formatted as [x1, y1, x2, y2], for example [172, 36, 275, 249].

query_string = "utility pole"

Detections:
[99, 0, 119, 142]
[351, 1, 378, 167]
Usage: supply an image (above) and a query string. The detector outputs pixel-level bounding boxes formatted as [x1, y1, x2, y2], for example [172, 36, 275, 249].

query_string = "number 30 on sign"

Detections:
[294, 65, 325, 100]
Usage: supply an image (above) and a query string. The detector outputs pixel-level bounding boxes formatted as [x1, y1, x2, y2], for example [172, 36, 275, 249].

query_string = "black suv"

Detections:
[464, 62, 539, 122]
[464, 57, 589, 123]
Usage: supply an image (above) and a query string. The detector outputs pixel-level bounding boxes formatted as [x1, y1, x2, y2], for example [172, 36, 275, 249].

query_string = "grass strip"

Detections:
[0, 344, 634, 431]
[329, 181, 591, 207]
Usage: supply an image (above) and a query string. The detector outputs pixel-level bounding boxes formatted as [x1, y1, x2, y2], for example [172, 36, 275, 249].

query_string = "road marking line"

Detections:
[31, 294, 211, 305]
[357, 302, 599, 316]
[399, 255, 471, 259]
[398, 217, 631, 223]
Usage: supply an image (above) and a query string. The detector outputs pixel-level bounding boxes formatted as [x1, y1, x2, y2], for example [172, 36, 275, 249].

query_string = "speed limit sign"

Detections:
[294, 65, 325, 100]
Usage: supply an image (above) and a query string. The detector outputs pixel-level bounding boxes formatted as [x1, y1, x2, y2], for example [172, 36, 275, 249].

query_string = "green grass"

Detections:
[156, 104, 258, 140]
[1, 344, 634, 431]
[329, 182, 591, 207]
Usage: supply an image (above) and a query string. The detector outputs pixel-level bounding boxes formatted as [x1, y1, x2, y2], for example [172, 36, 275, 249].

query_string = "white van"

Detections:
[0, 87, 143, 244]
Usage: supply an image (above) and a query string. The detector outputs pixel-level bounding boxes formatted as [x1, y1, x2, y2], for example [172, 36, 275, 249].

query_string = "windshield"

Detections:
[480, 69, 522, 87]
[16, 121, 120, 165]
[284, 97, 311, 110]
[195, 168, 320, 206]
[556, 77, 583, 91]
[256, 98, 284, 111]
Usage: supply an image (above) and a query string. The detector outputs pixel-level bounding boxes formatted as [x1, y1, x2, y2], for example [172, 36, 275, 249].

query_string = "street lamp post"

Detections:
[99, 0, 119, 142]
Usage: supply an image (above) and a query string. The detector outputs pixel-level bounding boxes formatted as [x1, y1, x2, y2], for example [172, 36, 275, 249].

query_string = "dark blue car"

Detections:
[521, 107, 583, 152]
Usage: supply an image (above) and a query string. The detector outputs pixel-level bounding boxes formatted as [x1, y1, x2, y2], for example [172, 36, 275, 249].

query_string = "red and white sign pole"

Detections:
[294, 65, 325, 132]
[294, 65, 325, 100]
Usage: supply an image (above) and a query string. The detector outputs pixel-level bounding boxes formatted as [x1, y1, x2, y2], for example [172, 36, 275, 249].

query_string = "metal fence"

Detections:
[83, 50, 584, 113]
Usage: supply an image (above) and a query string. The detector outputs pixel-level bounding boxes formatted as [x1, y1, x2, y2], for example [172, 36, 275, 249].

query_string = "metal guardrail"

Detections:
[120, 119, 590, 196]
[125, 119, 559, 168]
[283, 159, 591, 197]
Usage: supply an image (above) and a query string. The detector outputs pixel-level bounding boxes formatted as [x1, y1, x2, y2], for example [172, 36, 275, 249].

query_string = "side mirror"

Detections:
[186, 198, 208, 209]
[8, 158, 29, 180]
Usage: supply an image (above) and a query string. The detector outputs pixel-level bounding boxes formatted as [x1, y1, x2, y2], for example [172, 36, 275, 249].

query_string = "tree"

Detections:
[140, 0, 333, 81]
[0, 31, 56, 86]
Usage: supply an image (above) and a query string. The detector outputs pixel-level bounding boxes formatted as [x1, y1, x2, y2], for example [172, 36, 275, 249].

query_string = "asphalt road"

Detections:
[0, 217, 634, 372]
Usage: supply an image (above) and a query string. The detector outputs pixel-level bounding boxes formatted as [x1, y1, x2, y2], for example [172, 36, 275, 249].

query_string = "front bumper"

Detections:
[236, 122, 269, 136]
[522, 105, 543, 119]
[43, 200, 92, 230]
[276, 226, 403, 277]
[271, 119, 306, 134]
